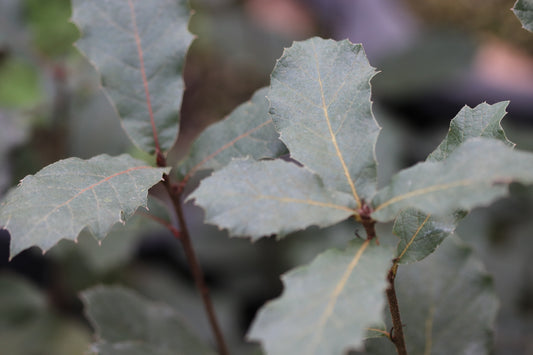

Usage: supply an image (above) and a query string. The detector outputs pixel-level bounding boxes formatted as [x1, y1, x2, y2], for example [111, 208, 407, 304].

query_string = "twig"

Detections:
[163, 176, 230, 355]
[386, 263, 408, 355]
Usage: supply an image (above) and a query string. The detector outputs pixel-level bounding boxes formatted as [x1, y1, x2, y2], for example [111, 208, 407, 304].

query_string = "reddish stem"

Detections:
[163, 176, 230, 355]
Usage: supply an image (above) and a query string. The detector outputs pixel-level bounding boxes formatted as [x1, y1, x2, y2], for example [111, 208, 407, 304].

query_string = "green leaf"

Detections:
[269, 37, 379, 206]
[363, 237, 498, 355]
[393, 102, 511, 263]
[189, 158, 355, 240]
[393, 209, 465, 264]
[427, 101, 513, 162]
[0, 154, 169, 257]
[514, 0, 533, 33]
[0, 57, 43, 108]
[71, 0, 193, 154]
[0, 275, 90, 355]
[177, 87, 286, 181]
[82, 286, 216, 355]
[372, 138, 533, 222]
[248, 239, 393, 355]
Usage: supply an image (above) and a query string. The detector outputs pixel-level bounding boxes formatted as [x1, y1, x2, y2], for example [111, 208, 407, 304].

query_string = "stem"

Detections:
[163, 177, 230, 355]
[386, 263, 408, 355]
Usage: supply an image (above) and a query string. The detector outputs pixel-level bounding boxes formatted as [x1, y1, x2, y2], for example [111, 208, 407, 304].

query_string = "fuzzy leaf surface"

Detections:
[364, 237, 498, 355]
[178, 87, 285, 181]
[270, 37, 379, 206]
[190, 158, 355, 240]
[394, 102, 511, 263]
[0, 154, 169, 257]
[514, 0, 533, 33]
[82, 286, 215, 355]
[71, 0, 193, 154]
[372, 138, 533, 222]
[248, 239, 393, 355]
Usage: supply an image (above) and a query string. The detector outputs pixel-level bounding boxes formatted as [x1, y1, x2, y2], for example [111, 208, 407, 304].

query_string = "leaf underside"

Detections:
[248, 239, 393, 355]
[393, 101, 512, 263]
[190, 158, 355, 240]
[0, 154, 169, 257]
[71, 0, 193, 154]
[514, 0, 533, 33]
[270, 37, 380, 205]
[177, 87, 286, 181]
[363, 237, 498, 355]
[82, 286, 215, 355]
[372, 138, 533, 222]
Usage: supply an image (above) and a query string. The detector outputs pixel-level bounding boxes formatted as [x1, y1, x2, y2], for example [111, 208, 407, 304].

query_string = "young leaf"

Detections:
[372, 138, 533, 222]
[189, 158, 355, 240]
[71, 0, 193, 155]
[270, 37, 379, 206]
[514, 0, 533, 33]
[82, 286, 215, 355]
[393, 209, 464, 264]
[248, 239, 394, 355]
[177, 87, 286, 182]
[0, 154, 169, 257]
[394, 101, 512, 263]
[427, 101, 513, 162]
[363, 237, 498, 355]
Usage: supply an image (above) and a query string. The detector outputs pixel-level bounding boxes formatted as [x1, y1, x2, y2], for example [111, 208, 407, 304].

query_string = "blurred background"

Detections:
[1, 0, 533, 354]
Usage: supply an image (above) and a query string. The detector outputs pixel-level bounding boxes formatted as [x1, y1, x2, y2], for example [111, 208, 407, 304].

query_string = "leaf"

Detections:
[81, 286, 216, 355]
[177, 87, 286, 182]
[269, 37, 380, 206]
[392, 209, 464, 264]
[248, 239, 394, 355]
[372, 138, 533, 222]
[0, 154, 169, 257]
[362, 237, 498, 355]
[71, 0, 193, 154]
[514, 0, 533, 33]
[0, 275, 91, 355]
[393, 101, 512, 263]
[427, 101, 513, 162]
[189, 158, 355, 240]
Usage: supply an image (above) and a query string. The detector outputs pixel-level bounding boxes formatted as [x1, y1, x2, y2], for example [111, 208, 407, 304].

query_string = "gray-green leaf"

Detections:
[363, 237, 497, 355]
[0, 154, 169, 257]
[372, 138, 533, 221]
[177, 87, 285, 181]
[427, 101, 513, 162]
[394, 101, 511, 263]
[514, 0, 533, 33]
[82, 286, 215, 355]
[270, 37, 379, 206]
[71, 0, 193, 154]
[248, 239, 393, 355]
[189, 158, 355, 240]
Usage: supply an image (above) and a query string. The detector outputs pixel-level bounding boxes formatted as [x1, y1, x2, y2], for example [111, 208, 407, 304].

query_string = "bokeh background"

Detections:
[1, 0, 533, 354]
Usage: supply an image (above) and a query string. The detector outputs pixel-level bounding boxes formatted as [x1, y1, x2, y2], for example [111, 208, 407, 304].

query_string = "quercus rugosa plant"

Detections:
[1, 1, 533, 354]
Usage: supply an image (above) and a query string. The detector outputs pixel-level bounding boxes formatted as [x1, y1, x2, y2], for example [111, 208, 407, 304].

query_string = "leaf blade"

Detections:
[0, 154, 169, 257]
[394, 102, 511, 263]
[189, 158, 355, 240]
[82, 286, 215, 355]
[514, 0, 533, 33]
[178, 87, 286, 181]
[270, 37, 380, 206]
[71, 0, 193, 154]
[248, 239, 394, 355]
[372, 138, 533, 222]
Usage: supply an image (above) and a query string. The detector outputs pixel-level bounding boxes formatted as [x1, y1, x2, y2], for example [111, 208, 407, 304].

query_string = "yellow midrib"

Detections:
[306, 239, 370, 354]
[312, 41, 361, 208]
